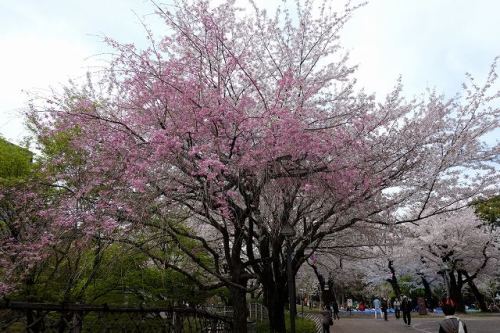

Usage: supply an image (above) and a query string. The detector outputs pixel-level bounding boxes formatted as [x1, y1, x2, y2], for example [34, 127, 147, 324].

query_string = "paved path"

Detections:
[410, 316, 500, 333]
[327, 316, 500, 333]
[329, 318, 416, 333]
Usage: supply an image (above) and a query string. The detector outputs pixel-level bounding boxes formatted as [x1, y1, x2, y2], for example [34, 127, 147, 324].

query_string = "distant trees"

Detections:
[354, 208, 499, 312]
[0, 138, 32, 179]
[415, 209, 499, 312]
[475, 196, 500, 227]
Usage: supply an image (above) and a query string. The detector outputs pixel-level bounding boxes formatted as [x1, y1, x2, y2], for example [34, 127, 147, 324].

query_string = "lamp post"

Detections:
[281, 223, 296, 333]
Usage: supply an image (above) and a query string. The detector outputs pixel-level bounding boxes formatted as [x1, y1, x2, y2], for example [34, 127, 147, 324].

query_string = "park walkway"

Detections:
[326, 316, 500, 333]
[329, 318, 421, 333]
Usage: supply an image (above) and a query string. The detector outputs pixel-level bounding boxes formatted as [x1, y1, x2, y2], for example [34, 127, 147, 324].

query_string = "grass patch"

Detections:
[255, 312, 316, 333]
[298, 306, 322, 314]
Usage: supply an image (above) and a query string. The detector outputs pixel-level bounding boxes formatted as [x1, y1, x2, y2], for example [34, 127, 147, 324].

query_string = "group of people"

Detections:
[321, 296, 468, 333]
[372, 295, 412, 326]
[373, 296, 468, 333]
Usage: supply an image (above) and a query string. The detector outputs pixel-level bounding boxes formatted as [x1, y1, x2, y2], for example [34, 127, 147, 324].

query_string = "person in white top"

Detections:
[393, 298, 401, 319]
[373, 297, 382, 319]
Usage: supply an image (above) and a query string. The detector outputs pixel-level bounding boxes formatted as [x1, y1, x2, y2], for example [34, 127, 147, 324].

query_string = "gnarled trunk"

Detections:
[387, 260, 401, 299]
[464, 273, 488, 312]
[420, 275, 435, 311]
[449, 271, 466, 313]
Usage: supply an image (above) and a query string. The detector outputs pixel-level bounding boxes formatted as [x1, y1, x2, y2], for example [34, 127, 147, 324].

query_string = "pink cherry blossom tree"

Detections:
[0, 180, 54, 295]
[0, 136, 123, 300]
[23, 0, 500, 331]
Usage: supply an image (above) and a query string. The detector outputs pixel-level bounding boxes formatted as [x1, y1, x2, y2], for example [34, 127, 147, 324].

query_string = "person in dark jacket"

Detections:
[332, 301, 340, 320]
[439, 300, 468, 333]
[401, 296, 412, 326]
[381, 298, 388, 321]
[321, 306, 332, 333]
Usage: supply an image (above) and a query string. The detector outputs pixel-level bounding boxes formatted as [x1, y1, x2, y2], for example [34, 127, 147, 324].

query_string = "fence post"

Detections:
[70, 311, 82, 333]
[173, 312, 183, 333]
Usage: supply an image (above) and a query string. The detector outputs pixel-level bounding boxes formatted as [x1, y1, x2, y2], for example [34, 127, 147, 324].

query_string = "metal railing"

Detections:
[203, 303, 268, 322]
[0, 300, 233, 333]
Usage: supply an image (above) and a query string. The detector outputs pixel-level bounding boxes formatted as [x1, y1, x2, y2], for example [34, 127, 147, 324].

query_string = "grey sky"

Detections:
[1, 0, 500, 143]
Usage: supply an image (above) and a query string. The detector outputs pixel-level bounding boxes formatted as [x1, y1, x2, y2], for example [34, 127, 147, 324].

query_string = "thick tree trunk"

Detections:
[261, 266, 288, 333]
[230, 286, 248, 333]
[309, 262, 326, 299]
[465, 275, 488, 312]
[265, 287, 287, 333]
[449, 271, 466, 313]
[420, 275, 435, 311]
[253, 228, 309, 333]
[328, 279, 338, 306]
[255, 235, 290, 333]
[387, 260, 401, 299]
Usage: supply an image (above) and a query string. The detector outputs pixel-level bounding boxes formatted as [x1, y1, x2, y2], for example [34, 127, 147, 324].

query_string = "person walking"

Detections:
[347, 298, 353, 316]
[321, 305, 333, 333]
[393, 298, 401, 319]
[373, 297, 382, 319]
[381, 297, 388, 321]
[332, 301, 340, 320]
[401, 295, 412, 326]
[439, 299, 468, 333]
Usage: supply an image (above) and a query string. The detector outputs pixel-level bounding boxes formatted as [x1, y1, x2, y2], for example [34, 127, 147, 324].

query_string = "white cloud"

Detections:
[0, 32, 97, 142]
[1, 0, 500, 143]
[342, 0, 500, 97]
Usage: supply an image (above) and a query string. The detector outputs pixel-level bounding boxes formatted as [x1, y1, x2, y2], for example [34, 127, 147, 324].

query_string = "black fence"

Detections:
[0, 300, 233, 333]
[203, 303, 267, 322]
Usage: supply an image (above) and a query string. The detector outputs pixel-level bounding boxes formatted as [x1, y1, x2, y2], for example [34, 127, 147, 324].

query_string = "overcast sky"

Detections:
[1, 0, 500, 143]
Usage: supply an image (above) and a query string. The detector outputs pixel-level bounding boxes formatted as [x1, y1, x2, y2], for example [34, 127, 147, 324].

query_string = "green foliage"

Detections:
[398, 275, 420, 297]
[0, 138, 32, 180]
[83, 243, 220, 306]
[9, 239, 223, 307]
[474, 196, 500, 227]
[38, 127, 79, 159]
